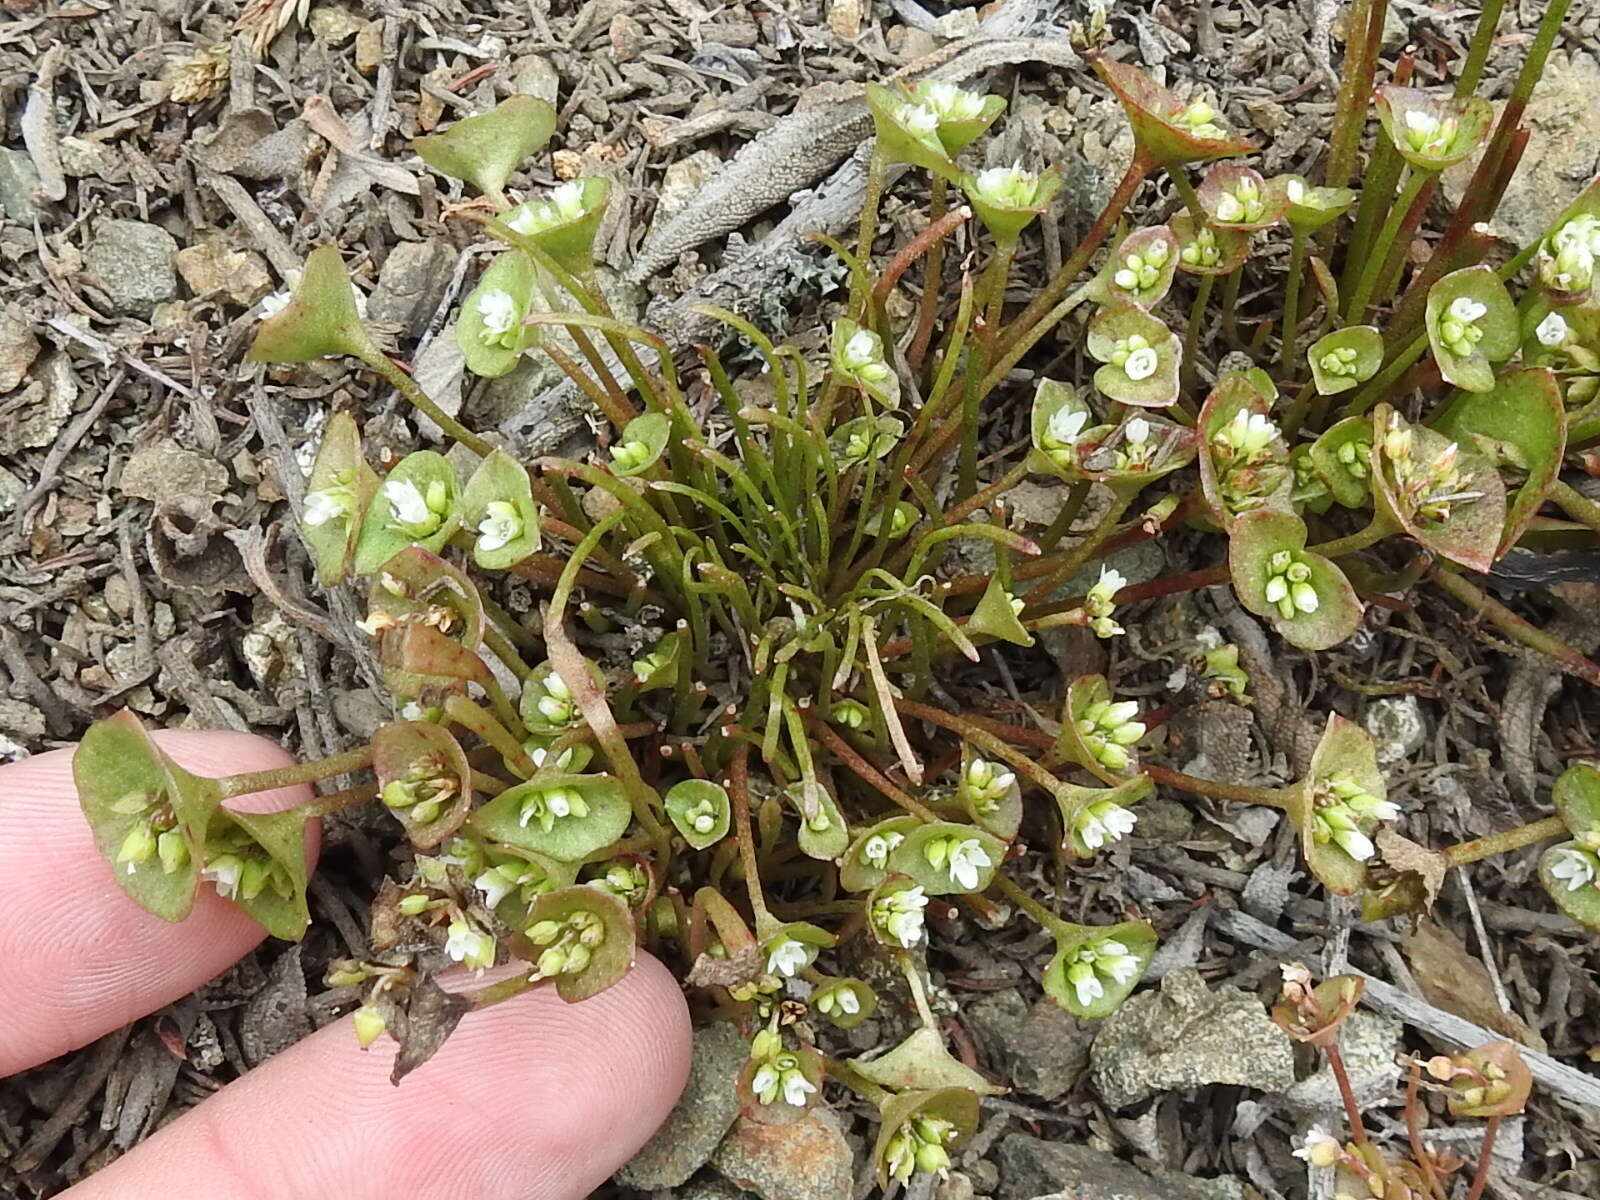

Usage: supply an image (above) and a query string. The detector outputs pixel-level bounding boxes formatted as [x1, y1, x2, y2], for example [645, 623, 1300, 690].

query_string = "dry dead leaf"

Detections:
[1403, 918, 1546, 1052]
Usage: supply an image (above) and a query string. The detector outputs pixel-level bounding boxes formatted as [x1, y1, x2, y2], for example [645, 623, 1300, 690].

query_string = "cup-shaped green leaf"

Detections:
[74, 710, 217, 922]
[200, 806, 314, 940]
[1272, 174, 1356, 234]
[468, 773, 630, 862]
[1433, 367, 1565, 556]
[1533, 178, 1600, 306]
[1057, 773, 1153, 858]
[1308, 416, 1375, 509]
[1539, 841, 1600, 931]
[850, 1025, 1005, 1095]
[1425, 266, 1518, 394]
[1197, 163, 1283, 230]
[1308, 325, 1383, 396]
[790, 781, 850, 861]
[1074, 413, 1198, 494]
[841, 814, 921, 893]
[298, 412, 378, 587]
[1554, 761, 1600, 837]
[352, 451, 460, 576]
[866, 873, 931, 950]
[1095, 224, 1179, 310]
[498, 177, 611, 273]
[907, 78, 1005, 155]
[961, 164, 1063, 245]
[664, 778, 731, 850]
[967, 575, 1034, 647]
[1055, 674, 1145, 778]
[1089, 55, 1253, 165]
[1170, 211, 1249, 276]
[471, 842, 575, 927]
[1374, 86, 1493, 171]
[1027, 377, 1093, 481]
[958, 745, 1023, 841]
[609, 411, 671, 478]
[759, 920, 836, 978]
[247, 245, 376, 364]
[831, 318, 900, 408]
[872, 1087, 980, 1188]
[1197, 373, 1292, 525]
[1087, 306, 1181, 407]
[518, 659, 601, 735]
[1285, 715, 1392, 894]
[886, 821, 1006, 896]
[630, 628, 685, 693]
[367, 545, 486, 651]
[457, 250, 537, 378]
[459, 449, 542, 569]
[412, 95, 557, 198]
[1371, 405, 1507, 573]
[1520, 302, 1600, 372]
[1229, 510, 1363, 651]
[738, 1037, 825, 1125]
[864, 81, 1003, 178]
[513, 884, 636, 1002]
[373, 721, 472, 849]
[811, 975, 878, 1030]
[833, 413, 903, 465]
[1042, 919, 1156, 1017]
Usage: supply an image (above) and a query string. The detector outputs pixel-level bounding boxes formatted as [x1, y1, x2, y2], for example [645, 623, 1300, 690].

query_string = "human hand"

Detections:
[0, 730, 693, 1199]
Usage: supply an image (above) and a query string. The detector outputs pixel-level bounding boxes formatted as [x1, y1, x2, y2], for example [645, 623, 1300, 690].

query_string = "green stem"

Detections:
[1182, 274, 1215, 393]
[1324, 0, 1387, 190]
[1169, 168, 1206, 221]
[296, 781, 378, 821]
[220, 745, 373, 799]
[1218, 266, 1243, 347]
[1309, 515, 1394, 558]
[1035, 481, 1092, 555]
[443, 695, 538, 778]
[1431, 566, 1600, 689]
[356, 348, 494, 457]
[1340, 329, 1429, 420]
[1347, 168, 1432, 322]
[1341, 137, 1404, 300]
[1143, 763, 1289, 809]
[1020, 493, 1132, 607]
[851, 150, 888, 315]
[992, 873, 1069, 937]
[1549, 479, 1600, 536]
[466, 970, 543, 1011]
[1279, 230, 1309, 372]
[1454, 0, 1505, 96]
[1445, 815, 1567, 867]
[981, 281, 1094, 394]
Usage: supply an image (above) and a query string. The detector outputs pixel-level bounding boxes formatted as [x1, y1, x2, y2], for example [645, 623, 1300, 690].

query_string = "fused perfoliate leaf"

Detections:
[1197, 162, 1283, 230]
[467, 773, 630, 862]
[1089, 54, 1253, 165]
[886, 821, 1005, 896]
[201, 806, 314, 941]
[513, 884, 636, 1002]
[374, 721, 473, 849]
[1307, 416, 1375, 509]
[609, 412, 671, 477]
[850, 1025, 1005, 1096]
[1308, 325, 1383, 397]
[1286, 715, 1395, 894]
[457, 251, 537, 378]
[841, 814, 921, 893]
[812, 975, 878, 1029]
[247, 245, 376, 364]
[1553, 761, 1600, 837]
[1055, 674, 1145, 777]
[831, 318, 900, 409]
[1539, 841, 1600, 931]
[461, 449, 542, 570]
[1028, 378, 1092, 481]
[1170, 211, 1249, 276]
[791, 782, 849, 861]
[300, 411, 378, 586]
[1374, 86, 1493, 171]
[967, 575, 1033, 647]
[958, 745, 1023, 841]
[1425, 266, 1518, 394]
[412, 94, 557, 198]
[1371, 404, 1507, 573]
[499, 177, 611, 273]
[961, 163, 1063, 245]
[1227, 509, 1363, 652]
[1096, 225, 1179, 310]
[1272, 174, 1356, 234]
[366, 546, 487, 652]
[873, 1088, 979, 1188]
[352, 452, 461, 577]
[1086, 305, 1181, 408]
[1042, 920, 1155, 1017]
[665, 778, 731, 850]
[863, 81, 1003, 179]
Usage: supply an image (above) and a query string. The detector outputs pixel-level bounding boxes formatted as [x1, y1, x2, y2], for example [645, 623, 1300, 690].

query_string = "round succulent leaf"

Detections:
[373, 721, 473, 849]
[886, 821, 1006, 896]
[459, 449, 542, 570]
[367, 545, 486, 650]
[1308, 325, 1384, 396]
[1271, 174, 1356, 234]
[1283, 715, 1385, 894]
[840, 814, 922, 892]
[497, 177, 611, 272]
[1374, 86, 1493, 171]
[513, 884, 636, 1002]
[871, 1088, 980, 1188]
[467, 773, 631, 862]
[1169, 211, 1249, 277]
[959, 745, 1023, 841]
[1553, 761, 1600, 837]
[1308, 416, 1376, 509]
[73, 710, 211, 922]
[456, 251, 536, 378]
[412, 95, 556, 196]
[1196, 163, 1283, 230]
[1086, 305, 1181, 407]
[864, 83, 960, 180]
[1227, 509, 1363, 651]
[789, 782, 850, 861]
[1425, 266, 1519, 394]
[353, 451, 460, 576]
[850, 1025, 1006, 1096]
[1089, 55, 1253, 165]
[1433, 367, 1565, 556]
[1027, 377, 1092, 482]
[1095, 225, 1179, 310]
[1370, 404, 1507, 573]
[208, 807, 314, 941]
[1444, 1041, 1533, 1119]
[966, 575, 1034, 647]
[832, 414, 903, 465]
[664, 778, 731, 850]
[246, 245, 374, 364]
[1538, 841, 1600, 931]
[1042, 919, 1156, 1018]
[610, 412, 671, 478]
[301, 412, 377, 586]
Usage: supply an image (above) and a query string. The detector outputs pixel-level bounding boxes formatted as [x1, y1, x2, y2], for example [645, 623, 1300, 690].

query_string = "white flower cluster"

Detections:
[506, 180, 588, 236]
[1541, 214, 1599, 294]
[871, 884, 929, 948]
[1310, 771, 1399, 862]
[924, 835, 992, 890]
[1057, 936, 1140, 1007]
[1075, 698, 1145, 771]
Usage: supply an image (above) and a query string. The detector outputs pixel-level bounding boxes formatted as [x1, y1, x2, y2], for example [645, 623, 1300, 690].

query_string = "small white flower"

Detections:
[783, 1071, 817, 1108]
[1331, 826, 1376, 862]
[751, 1063, 779, 1097]
[303, 488, 350, 527]
[1549, 847, 1598, 891]
[201, 855, 243, 899]
[898, 102, 941, 135]
[384, 479, 433, 527]
[475, 287, 518, 340]
[1293, 1129, 1343, 1169]
[767, 938, 811, 978]
[1125, 417, 1151, 445]
[258, 289, 292, 320]
[862, 831, 903, 868]
[945, 838, 992, 890]
[834, 988, 860, 1015]
[919, 81, 986, 122]
[475, 867, 517, 909]
[1046, 405, 1089, 447]
[1093, 565, 1128, 598]
[1072, 968, 1104, 1008]
[1536, 312, 1569, 347]
[1448, 296, 1488, 324]
[476, 500, 523, 553]
[1076, 800, 1138, 851]
[873, 885, 928, 948]
[1123, 345, 1159, 381]
[1285, 178, 1306, 205]
[445, 919, 495, 971]
[845, 329, 877, 363]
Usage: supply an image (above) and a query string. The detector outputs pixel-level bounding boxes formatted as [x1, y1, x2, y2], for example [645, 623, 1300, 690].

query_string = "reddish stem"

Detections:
[1324, 1043, 1372, 1148]
[874, 205, 972, 305]
[1463, 1114, 1501, 1200]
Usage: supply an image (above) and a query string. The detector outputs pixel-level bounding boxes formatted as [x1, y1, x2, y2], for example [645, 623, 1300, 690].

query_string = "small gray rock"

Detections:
[86, 220, 178, 316]
[965, 991, 1092, 1100]
[1363, 696, 1426, 767]
[1089, 968, 1295, 1109]
[711, 1109, 852, 1200]
[0, 149, 43, 224]
[617, 1022, 746, 1189]
[368, 239, 455, 336]
[995, 1136, 1246, 1200]
[119, 441, 228, 503]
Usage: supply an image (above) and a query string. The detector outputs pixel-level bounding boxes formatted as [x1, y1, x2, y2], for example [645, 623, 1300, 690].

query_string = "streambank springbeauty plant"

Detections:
[75, 0, 1596, 1184]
